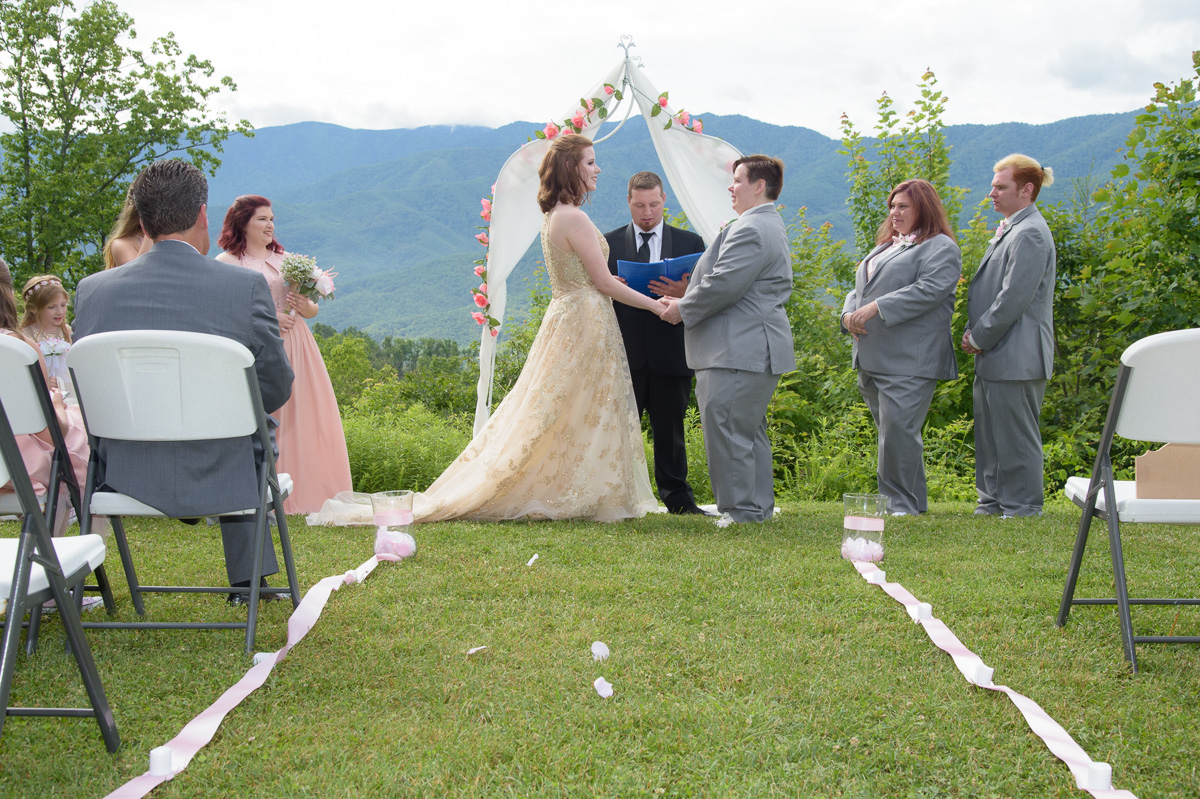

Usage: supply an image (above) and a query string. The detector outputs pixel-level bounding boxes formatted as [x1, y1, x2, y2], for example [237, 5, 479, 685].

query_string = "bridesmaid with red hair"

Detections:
[216, 195, 352, 514]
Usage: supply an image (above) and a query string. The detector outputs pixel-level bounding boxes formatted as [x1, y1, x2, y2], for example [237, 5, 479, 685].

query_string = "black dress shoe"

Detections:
[670, 504, 718, 517]
[227, 579, 283, 607]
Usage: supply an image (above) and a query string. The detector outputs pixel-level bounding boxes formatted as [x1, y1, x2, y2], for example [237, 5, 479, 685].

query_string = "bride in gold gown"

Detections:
[415, 134, 671, 521]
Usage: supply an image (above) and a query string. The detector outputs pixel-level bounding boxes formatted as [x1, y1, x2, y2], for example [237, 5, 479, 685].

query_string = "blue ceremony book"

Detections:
[616, 252, 702, 297]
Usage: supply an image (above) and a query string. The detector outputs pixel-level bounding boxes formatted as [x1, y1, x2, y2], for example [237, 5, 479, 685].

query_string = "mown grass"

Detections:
[1, 501, 1197, 797]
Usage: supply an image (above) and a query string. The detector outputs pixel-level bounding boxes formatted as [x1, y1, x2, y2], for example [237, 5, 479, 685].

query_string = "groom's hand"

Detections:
[658, 297, 682, 325]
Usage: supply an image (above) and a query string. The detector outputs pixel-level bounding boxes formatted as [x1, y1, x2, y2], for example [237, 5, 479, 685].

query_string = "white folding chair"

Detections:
[0, 394, 120, 751]
[0, 336, 115, 652]
[1056, 328, 1200, 672]
[67, 331, 300, 653]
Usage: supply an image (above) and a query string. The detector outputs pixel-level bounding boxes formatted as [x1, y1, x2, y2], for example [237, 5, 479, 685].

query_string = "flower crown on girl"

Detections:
[23, 276, 64, 301]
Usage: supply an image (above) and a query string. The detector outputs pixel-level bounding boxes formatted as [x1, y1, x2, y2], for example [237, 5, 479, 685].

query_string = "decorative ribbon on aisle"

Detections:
[103, 556, 382, 799]
[851, 560, 1136, 798]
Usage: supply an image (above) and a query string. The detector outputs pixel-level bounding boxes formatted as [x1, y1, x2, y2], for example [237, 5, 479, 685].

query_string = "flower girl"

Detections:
[19, 275, 74, 385]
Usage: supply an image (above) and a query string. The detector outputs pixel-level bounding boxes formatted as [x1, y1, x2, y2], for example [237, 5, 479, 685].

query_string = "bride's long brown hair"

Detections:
[537, 134, 593, 213]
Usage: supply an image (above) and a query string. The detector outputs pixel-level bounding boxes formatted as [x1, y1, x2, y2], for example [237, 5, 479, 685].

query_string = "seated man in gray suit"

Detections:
[660, 155, 795, 524]
[74, 160, 294, 603]
[961, 153, 1056, 517]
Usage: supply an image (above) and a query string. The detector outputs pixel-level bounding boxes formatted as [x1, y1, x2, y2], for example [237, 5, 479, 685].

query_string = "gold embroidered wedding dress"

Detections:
[413, 216, 656, 522]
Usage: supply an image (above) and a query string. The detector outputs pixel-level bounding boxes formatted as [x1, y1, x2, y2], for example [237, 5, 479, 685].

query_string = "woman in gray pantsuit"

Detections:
[841, 179, 961, 515]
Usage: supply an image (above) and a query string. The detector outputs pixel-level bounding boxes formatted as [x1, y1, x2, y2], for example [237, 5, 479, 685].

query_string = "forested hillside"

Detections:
[205, 111, 1136, 342]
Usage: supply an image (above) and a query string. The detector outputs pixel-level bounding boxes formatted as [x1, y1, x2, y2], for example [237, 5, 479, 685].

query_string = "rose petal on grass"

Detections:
[527, 553, 539, 567]
[593, 677, 613, 698]
[466, 646, 488, 656]
[591, 641, 610, 661]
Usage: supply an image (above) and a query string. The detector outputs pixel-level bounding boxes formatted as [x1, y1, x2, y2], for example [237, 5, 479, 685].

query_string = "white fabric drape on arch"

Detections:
[472, 57, 744, 434]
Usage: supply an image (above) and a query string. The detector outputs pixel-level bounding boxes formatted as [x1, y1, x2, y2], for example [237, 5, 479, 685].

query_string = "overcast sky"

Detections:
[104, 0, 1200, 138]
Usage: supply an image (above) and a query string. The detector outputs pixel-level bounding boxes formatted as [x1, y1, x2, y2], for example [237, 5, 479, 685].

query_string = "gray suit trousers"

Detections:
[218, 420, 281, 585]
[857, 371, 938, 515]
[695, 367, 780, 522]
[973, 376, 1046, 516]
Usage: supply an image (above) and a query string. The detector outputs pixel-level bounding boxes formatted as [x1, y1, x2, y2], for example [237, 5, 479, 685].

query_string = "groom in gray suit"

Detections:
[962, 154, 1056, 517]
[660, 155, 794, 523]
[74, 160, 294, 594]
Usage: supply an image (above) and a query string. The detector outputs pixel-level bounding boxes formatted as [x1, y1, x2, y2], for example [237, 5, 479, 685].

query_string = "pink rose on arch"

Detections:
[475, 231, 489, 247]
[473, 264, 485, 277]
[586, 99, 595, 112]
[604, 85, 614, 96]
[677, 110, 690, 126]
[471, 311, 487, 325]
[693, 118, 703, 134]
[491, 182, 497, 194]
[473, 292, 488, 308]
[544, 122, 560, 139]
[572, 112, 584, 129]
[658, 95, 668, 108]
[480, 197, 492, 221]
[490, 328, 499, 338]
[479, 282, 487, 294]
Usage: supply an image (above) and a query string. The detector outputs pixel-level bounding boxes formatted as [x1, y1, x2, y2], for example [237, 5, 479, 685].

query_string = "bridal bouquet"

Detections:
[280, 253, 336, 314]
[39, 337, 70, 357]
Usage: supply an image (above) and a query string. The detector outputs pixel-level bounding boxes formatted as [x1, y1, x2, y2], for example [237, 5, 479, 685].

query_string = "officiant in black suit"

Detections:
[605, 171, 710, 515]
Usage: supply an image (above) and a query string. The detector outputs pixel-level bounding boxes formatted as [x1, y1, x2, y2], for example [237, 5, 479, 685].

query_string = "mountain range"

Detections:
[204, 110, 1138, 344]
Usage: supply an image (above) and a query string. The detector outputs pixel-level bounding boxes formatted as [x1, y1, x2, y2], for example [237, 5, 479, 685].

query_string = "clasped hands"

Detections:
[842, 301, 879, 340]
[657, 297, 682, 325]
[277, 290, 316, 332]
[960, 330, 982, 354]
[616, 272, 688, 324]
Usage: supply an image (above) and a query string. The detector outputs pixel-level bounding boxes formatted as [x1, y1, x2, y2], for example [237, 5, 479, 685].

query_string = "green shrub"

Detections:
[922, 416, 977, 502]
[775, 405, 878, 501]
[343, 403, 471, 494]
[680, 407, 713, 505]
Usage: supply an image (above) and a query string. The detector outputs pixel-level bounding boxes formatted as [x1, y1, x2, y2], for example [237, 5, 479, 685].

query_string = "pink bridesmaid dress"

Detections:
[0, 329, 89, 503]
[234, 253, 353, 514]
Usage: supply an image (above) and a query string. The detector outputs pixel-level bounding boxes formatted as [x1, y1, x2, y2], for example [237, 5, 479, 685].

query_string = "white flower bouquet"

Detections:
[280, 253, 336, 314]
[39, 337, 70, 357]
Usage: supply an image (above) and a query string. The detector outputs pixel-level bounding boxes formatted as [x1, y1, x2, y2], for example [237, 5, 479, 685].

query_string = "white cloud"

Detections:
[56, 0, 1200, 139]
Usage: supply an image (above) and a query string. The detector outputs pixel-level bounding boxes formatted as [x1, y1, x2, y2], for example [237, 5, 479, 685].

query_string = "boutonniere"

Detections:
[891, 233, 916, 249]
[992, 219, 1009, 240]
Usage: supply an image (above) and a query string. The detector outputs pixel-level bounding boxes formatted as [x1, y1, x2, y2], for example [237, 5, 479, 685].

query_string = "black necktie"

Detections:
[637, 231, 653, 263]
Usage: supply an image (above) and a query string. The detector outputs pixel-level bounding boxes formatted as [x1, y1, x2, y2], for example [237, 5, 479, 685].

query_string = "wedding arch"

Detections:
[469, 39, 745, 433]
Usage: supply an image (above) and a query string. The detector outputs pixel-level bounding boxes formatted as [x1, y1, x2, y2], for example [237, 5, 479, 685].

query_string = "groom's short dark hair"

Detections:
[627, 171, 664, 196]
[734, 155, 784, 201]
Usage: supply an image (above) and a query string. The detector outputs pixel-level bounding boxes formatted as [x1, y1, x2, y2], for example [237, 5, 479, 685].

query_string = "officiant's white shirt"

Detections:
[638, 219, 665, 263]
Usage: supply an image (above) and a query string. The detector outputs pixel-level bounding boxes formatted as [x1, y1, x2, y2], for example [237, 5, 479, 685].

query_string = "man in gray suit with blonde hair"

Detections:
[660, 155, 794, 524]
[962, 153, 1056, 517]
[74, 159, 294, 602]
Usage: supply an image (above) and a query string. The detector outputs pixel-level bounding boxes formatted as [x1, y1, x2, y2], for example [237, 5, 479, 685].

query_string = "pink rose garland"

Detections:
[471, 188, 500, 335]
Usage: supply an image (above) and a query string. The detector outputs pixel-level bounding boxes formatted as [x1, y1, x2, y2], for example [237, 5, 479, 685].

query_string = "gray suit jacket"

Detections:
[841, 233, 960, 380]
[73, 240, 293, 517]
[678, 203, 795, 374]
[966, 204, 1056, 380]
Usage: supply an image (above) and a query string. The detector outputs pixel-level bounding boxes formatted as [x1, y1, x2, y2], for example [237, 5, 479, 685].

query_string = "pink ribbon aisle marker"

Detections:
[104, 555, 382, 799]
[849, 560, 1137, 798]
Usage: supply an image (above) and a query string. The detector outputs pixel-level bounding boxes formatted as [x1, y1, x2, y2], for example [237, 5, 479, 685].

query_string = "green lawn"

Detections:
[1, 501, 1197, 797]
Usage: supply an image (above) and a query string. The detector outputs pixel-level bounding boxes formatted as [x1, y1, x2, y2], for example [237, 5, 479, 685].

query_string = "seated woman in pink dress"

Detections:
[0, 259, 86, 535]
[215, 196, 352, 514]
